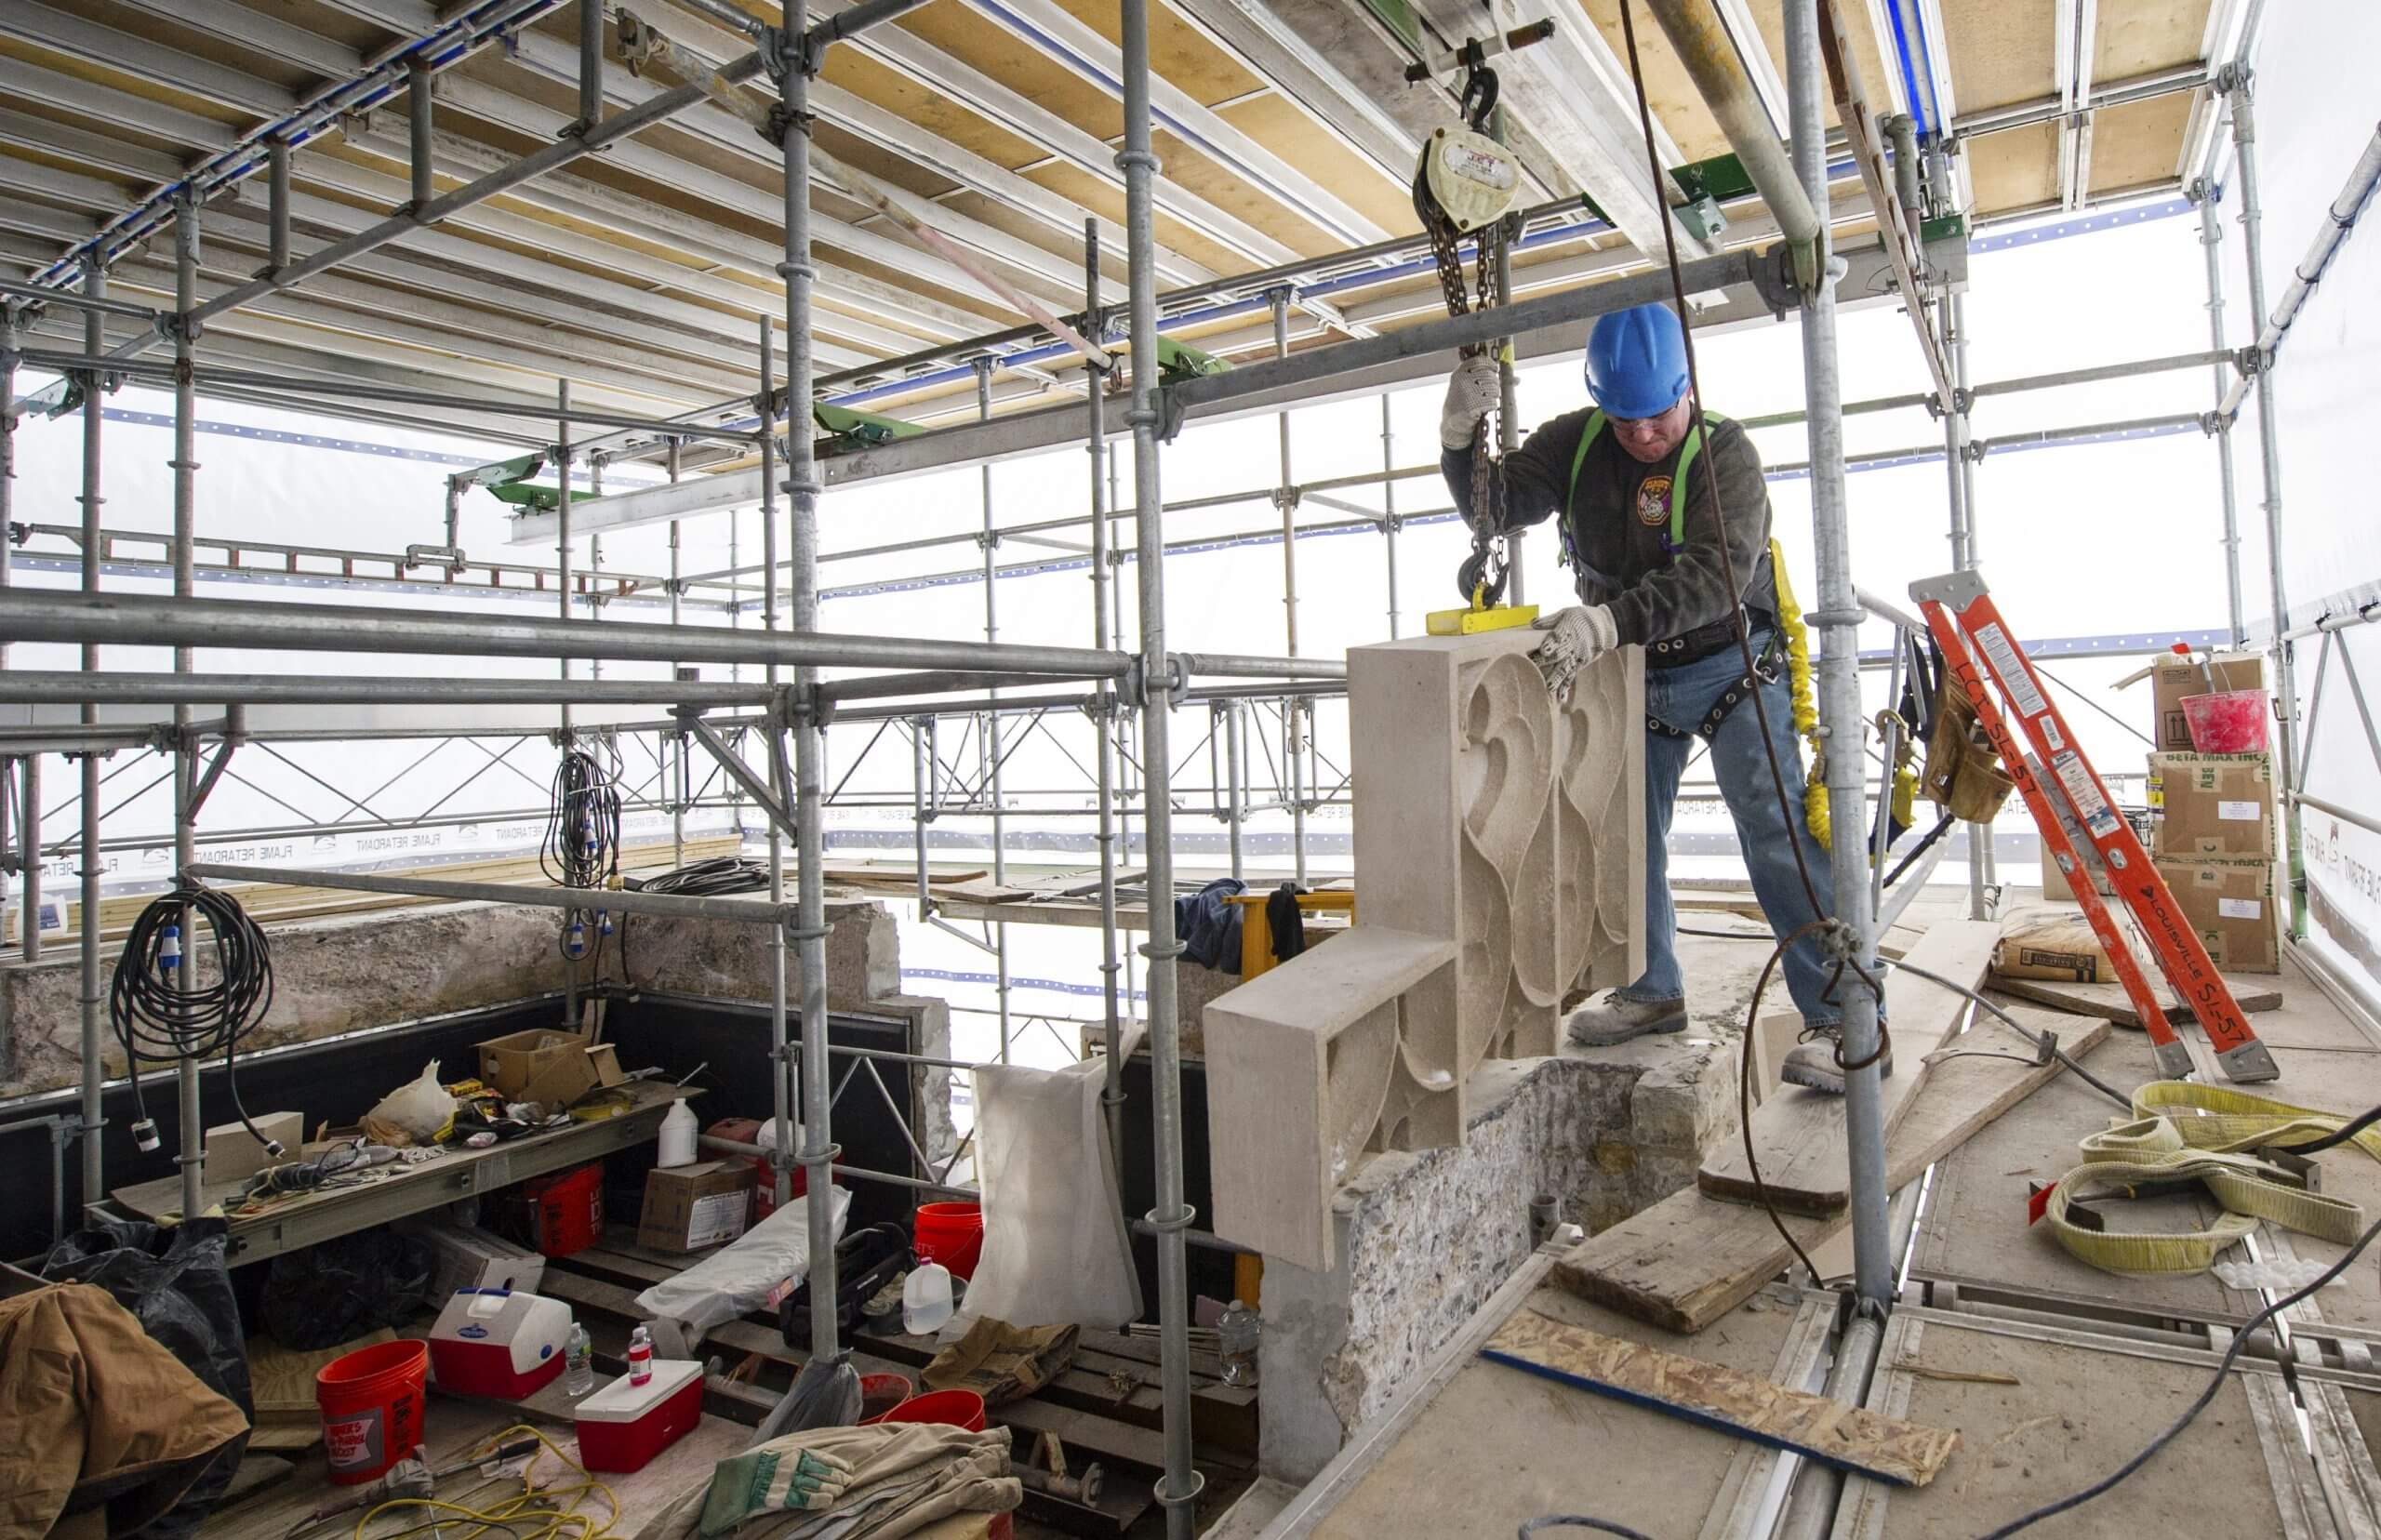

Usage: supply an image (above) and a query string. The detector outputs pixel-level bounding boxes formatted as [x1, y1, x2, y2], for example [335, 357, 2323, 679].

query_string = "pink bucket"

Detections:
[2181, 690, 2270, 754]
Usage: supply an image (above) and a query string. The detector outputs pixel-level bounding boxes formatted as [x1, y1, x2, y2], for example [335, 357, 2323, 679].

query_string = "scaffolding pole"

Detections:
[170, 192, 205, 1218]
[2228, 75, 2307, 940]
[778, 0, 842, 1370]
[77, 255, 105, 1215]
[1785, 0, 1891, 1314]
[977, 360, 1012, 1061]
[1085, 219, 1126, 1162]
[761, 314, 793, 1214]
[2194, 182, 2250, 647]
[1121, 2, 1197, 1528]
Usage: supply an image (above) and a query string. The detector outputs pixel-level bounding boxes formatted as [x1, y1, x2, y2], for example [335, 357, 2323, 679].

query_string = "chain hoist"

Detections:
[1411, 37, 1528, 611]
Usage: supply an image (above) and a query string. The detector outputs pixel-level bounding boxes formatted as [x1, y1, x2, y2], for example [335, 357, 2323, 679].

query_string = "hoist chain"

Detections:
[1421, 197, 1512, 604]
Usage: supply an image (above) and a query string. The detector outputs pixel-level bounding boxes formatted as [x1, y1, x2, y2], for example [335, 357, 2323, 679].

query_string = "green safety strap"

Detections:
[1563, 410, 1727, 557]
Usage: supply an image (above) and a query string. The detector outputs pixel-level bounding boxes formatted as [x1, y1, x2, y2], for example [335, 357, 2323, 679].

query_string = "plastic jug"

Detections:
[1217, 1299, 1260, 1387]
[902, 1263, 954, 1334]
[657, 1100, 698, 1168]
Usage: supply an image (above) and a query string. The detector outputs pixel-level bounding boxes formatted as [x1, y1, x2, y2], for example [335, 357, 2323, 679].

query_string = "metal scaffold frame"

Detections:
[0, 0, 2344, 1526]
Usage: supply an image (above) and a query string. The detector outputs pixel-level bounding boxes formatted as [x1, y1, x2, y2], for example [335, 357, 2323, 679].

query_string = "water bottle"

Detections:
[1218, 1299, 1260, 1387]
[563, 1323, 595, 1396]
[627, 1323, 654, 1386]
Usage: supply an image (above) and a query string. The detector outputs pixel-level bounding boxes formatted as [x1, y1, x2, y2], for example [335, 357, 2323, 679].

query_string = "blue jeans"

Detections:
[1616, 632, 1847, 1028]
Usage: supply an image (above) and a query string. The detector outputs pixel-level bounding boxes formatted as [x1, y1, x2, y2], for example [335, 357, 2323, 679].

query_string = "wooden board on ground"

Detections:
[1480, 1309, 1958, 1485]
[1555, 1008, 2111, 1333]
[1988, 971, 2283, 1029]
[1699, 921, 2002, 1215]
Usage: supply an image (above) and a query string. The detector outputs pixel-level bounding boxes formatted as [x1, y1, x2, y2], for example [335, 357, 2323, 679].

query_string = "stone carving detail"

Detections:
[1202, 633, 1643, 1271]
[1202, 928, 1459, 1270]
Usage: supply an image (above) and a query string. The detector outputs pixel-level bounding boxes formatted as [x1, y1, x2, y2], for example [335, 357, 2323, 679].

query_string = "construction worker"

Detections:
[1439, 302, 1879, 1092]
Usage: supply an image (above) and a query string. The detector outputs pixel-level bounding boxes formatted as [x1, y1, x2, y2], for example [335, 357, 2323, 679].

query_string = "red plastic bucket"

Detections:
[912, 1201, 984, 1281]
[856, 1373, 914, 1424]
[316, 1338, 429, 1485]
[872, 1387, 986, 1432]
[2181, 689, 2270, 753]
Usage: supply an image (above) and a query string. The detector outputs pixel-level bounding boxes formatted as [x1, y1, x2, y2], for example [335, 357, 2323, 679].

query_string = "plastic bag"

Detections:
[366, 1060, 458, 1146]
[259, 1229, 433, 1349]
[958, 1028, 1144, 1333]
[749, 1350, 861, 1446]
[635, 1187, 851, 1338]
[42, 1216, 252, 1540]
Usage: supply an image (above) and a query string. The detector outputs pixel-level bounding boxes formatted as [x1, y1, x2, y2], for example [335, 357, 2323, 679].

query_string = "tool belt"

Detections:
[2031, 1082, 2381, 1276]
[1920, 674, 2016, 822]
[1647, 621, 1783, 742]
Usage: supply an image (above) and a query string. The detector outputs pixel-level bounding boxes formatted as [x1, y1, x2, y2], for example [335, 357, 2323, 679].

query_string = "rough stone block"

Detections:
[1204, 927, 1458, 1271]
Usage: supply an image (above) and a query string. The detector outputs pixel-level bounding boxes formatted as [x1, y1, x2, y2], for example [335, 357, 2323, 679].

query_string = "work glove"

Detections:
[1532, 604, 1618, 706]
[1439, 354, 1501, 450]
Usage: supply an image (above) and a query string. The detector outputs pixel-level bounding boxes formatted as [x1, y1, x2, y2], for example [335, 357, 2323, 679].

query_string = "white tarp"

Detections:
[2233, 8, 2381, 1010]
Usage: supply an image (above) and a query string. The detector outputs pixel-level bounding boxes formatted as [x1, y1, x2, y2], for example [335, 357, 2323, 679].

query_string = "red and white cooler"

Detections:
[427, 1288, 572, 1400]
[574, 1360, 703, 1473]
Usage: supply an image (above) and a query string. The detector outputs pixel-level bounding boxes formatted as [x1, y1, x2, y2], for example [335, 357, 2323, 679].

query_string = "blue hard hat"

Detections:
[1584, 303, 1690, 418]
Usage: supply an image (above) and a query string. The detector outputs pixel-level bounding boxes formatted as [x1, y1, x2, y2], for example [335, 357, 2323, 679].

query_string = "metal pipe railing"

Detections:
[183, 859, 803, 926]
[0, 673, 781, 707]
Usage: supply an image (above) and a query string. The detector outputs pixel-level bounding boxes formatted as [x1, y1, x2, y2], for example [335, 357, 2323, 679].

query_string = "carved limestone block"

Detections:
[1350, 632, 1644, 1080]
[1203, 926, 1459, 1271]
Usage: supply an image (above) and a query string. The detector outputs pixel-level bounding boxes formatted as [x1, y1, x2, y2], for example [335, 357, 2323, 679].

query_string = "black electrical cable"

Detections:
[542, 743, 622, 967]
[109, 884, 276, 1158]
[1979, 1198, 2381, 1537]
[1519, 1519, 1656, 1540]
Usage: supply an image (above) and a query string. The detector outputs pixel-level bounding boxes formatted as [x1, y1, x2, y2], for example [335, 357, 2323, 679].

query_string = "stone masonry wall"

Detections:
[1257, 1029, 1739, 1481]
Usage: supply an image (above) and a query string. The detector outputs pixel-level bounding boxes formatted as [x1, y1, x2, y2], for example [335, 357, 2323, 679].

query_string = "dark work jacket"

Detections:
[1443, 408, 1776, 651]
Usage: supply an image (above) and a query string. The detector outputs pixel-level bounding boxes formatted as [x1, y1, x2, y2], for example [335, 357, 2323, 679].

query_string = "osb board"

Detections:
[1214, 93, 1420, 243]
[1480, 1310, 1958, 1485]
[1556, 1012, 2113, 1333]
[1906, 1026, 2260, 1321]
[1573, 0, 1899, 156]
[1309, 1282, 1802, 1540]
[1833, 1314, 2302, 1539]
[1942, 0, 2057, 112]
[2088, 91, 2197, 195]
[1966, 122, 2062, 216]
[2095, 0, 2216, 79]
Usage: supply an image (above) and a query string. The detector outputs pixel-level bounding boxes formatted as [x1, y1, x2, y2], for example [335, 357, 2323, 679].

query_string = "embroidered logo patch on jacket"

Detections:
[1635, 475, 1672, 526]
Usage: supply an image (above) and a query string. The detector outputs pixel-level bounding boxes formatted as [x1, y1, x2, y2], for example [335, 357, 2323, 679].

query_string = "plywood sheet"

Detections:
[1310, 1284, 1802, 1540]
[1700, 921, 2003, 1214]
[1966, 120, 2061, 217]
[1942, 0, 2056, 111]
[1480, 1310, 1959, 1484]
[2095, 0, 2215, 79]
[2088, 91, 2196, 196]
[1987, 972, 2283, 1029]
[1557, 1012, 2112, 1332]
[2239, 1045, 2381, 1338]
[1834, 1312, 2306, 1540]
[1214, 94, 1418, 240]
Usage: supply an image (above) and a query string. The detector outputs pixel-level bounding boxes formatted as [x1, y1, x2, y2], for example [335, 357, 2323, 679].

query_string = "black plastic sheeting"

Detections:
[259, 1228, 433, 1350]
[42, 1217, 252, 1540]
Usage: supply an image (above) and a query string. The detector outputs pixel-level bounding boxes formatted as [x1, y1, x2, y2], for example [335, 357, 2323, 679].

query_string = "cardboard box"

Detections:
[406, 1220, 548, 1303]
[1993, 906, 2115, 983]
[475, 1028, 626, 1109]
[203, 1110, 303, 1186]
[2124, 652, 2268, 753]
[2156, 857, 2281, 974]
[2149, 751, 2276, 860]
[637, 1162, 752, 1253]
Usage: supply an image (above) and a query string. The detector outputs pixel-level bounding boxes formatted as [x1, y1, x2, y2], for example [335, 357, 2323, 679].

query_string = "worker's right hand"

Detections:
[1439, 355, 1500, 450]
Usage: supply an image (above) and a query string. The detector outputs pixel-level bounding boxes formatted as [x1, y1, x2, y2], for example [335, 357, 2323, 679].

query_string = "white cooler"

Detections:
[427, 1288, 571, 1400]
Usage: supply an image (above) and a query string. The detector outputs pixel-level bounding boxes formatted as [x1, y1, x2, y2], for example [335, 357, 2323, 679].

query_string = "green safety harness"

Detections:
[1561, 410, 1787, 744]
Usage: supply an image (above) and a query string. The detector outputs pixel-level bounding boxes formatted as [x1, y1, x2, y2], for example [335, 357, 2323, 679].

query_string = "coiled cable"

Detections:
[543, 743, 623, 967]
[109, 884, 277, 1160]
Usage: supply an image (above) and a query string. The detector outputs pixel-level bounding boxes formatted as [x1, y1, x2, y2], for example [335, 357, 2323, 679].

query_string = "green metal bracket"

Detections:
[1155, 336, 1229, 383]
[813, 400, 924, 450]
[1353, 0, 1425, 57]
[1920, 211, 1970, 244]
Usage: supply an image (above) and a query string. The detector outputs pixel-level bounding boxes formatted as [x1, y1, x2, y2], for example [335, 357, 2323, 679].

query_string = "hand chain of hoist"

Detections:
[1423, 206, 1511, 566]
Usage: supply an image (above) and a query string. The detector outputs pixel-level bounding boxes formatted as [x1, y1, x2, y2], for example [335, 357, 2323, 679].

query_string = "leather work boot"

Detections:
[1563, 993, 1688, 1048]
[1778, 1023, 1895, 1095]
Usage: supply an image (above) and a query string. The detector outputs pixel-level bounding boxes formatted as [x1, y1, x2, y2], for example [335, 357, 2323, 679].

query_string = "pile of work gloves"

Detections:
[644, 1423, 1018, 1540]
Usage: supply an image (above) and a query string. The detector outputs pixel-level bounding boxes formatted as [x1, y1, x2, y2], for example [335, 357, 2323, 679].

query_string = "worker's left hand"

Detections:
[1532, 604, 1617, 705]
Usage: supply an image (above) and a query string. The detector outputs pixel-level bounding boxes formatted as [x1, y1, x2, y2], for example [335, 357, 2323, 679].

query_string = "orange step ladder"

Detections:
[1911, 569, 2278, 1083]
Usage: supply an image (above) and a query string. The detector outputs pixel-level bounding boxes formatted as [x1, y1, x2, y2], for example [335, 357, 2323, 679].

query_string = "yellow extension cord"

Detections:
[358, 1424, 620, 1540]
[2037, 1082, 2381, 1277]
